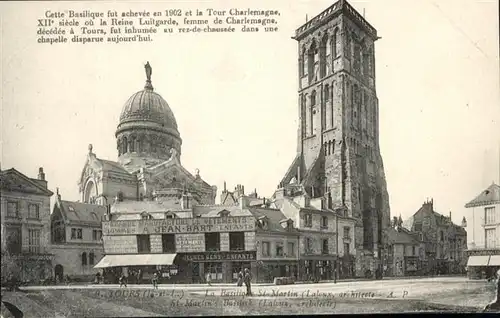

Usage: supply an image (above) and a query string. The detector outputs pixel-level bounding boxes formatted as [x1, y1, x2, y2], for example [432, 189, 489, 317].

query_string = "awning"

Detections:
[94, 254, 177, 268]
[488, 255, 500, 266]
[467, 255, 490, 267]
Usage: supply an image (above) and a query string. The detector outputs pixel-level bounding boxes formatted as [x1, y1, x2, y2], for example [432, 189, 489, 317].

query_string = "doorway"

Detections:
[54, 264, 64, 281]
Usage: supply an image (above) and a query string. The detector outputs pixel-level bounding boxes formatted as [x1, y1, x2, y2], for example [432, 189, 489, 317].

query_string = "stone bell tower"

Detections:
[282, 0, 391, 277]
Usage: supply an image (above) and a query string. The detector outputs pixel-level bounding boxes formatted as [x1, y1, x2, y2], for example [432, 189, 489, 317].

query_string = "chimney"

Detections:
[449, 211, 452, 219]
[239, 195, 248, 209]
[223, 181, 227, 192]
[56, 187, 61, 200]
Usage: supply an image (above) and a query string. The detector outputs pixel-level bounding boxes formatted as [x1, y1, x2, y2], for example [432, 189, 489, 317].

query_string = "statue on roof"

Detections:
[145, 61, 152, 82]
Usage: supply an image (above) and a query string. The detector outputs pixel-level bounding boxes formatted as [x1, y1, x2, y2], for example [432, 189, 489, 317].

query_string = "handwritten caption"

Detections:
[90, 288, 410, 309]
[37, 8, 282, 45]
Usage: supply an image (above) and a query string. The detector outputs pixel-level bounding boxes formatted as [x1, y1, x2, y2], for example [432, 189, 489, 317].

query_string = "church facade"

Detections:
[271, 0, 391, 278]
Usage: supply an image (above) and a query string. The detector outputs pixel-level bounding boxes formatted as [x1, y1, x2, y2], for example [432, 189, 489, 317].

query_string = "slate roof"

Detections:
[465, 183, 500, 208]
[111, 201, 186, 214]
[193, 205, 253, 217]
[98, 159, 130, 175]
[385, 227, 419, 245]
[248, 207, 297, 233]
[57, 199, 106, 225]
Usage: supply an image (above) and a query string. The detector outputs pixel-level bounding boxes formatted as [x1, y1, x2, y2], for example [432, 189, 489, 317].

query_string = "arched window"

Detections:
[300, 47, 307, 77]
[89, 252, 95, 265]
[117, 138, 122, 155]
[82, 252, 87, 266]
[122, 137, 128, 154]
[130, 136, 136, 152]
[325, 85, 330, 101]
[353, 43, 361, 74]
[334, 28, 340, 58]
[319, 34, 328, 78]
[308, 40, 317, 82]
[310, 90, 317, 136]
[345, 32, 352, 58]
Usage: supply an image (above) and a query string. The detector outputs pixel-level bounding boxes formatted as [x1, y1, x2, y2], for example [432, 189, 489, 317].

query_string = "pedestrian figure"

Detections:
[138, 269, 143, 284]
[237, 270, 243, 287]
[152, 272, 159, 289]
[95, 272, 101, 284]
[119, 274, 127, 288]
[244, 268, 252, 296]
[484, 269, 500, 312]
[206, 272, 212, 286]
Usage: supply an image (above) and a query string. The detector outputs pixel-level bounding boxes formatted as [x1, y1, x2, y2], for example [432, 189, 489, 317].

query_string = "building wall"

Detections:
[467, 204, 500, 250]
[65, 224, 102, 244]
[1, 190, 52, 254]
[51, 244, 104, 279]
[103, 231, 256, 255]
[256, 233, 300, 260]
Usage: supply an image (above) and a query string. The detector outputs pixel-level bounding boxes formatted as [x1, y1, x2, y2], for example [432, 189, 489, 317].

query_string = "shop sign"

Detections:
[102, 216, 256, 235]
[181, 251, 256, 262]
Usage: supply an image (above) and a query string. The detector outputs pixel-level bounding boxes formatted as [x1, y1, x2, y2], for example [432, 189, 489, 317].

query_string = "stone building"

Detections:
[273, 0, 391, 278]
[97, 195, 299, 284]
[384, 217, 423, 277]
[403, 199, 467, 275]
[464, 182, 500, 279]
[50, 190, 106, 281]
[0, 167, 54, 283]
[270, 184, 356, 280]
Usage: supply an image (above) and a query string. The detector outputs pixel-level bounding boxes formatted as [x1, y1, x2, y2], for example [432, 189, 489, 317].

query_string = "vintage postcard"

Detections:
[1, 0, 499, 316]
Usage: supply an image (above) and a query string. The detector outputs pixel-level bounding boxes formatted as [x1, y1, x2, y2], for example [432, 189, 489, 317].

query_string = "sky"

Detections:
[1, 0, 499, 226]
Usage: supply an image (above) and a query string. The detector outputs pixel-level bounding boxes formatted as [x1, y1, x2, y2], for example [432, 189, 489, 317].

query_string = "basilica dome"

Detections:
[115, 62, 182, 166]
[119, 88, 179, 133]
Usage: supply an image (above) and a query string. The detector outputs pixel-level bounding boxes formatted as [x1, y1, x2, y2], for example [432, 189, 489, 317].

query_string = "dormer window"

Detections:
[259, 217, 269, 229]
[141, 211, 153, 220]
[165, 212, 177, 219]
[280, 219, 294, 231]
[218, 210, 231, 217]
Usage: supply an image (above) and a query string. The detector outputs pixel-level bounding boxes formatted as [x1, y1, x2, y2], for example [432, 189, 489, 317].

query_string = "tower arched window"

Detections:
[319, 34, 328, 78]
[362, 45, 370, 78]
[300, 47, 307, 77]
[122, 137, 128, 154]
[308, 41, 317, 83]
[89, 252, 95, 265]
[353, 43, 361, 74]
[310, 90, 316, 136]
[82, 252, 87, 266]
[325, 85, 330, 102]
[345, 32, 352, 58]
[334, 28, 340, 58]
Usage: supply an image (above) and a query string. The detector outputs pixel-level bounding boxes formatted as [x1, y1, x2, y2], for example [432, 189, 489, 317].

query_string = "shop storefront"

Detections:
[404, 256, 419, 276]
[339, 255, 355, 279]
[466, 250, 500, 280]
[299, 257, 337, 281]
[255, 260, 298, 283]
[179, 251, 257, 283]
